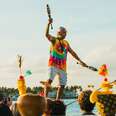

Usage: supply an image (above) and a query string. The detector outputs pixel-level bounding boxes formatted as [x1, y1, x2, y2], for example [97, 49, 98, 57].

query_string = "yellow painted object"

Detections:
[90, 90, 100, 104]
[90, 78, 116, 116]
[17, 75, 26, 96]
[90, 92, 116, 116]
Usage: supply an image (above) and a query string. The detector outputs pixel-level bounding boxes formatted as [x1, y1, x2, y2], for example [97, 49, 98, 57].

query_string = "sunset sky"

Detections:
[0, 0, 116, 89]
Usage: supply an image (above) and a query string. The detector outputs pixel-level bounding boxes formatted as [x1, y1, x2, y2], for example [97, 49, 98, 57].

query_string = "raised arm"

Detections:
[45, 19, 55, 43]
[68, 45, 88, 67]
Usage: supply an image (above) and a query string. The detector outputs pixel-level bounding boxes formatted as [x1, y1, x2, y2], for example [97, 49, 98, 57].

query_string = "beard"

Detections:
[57, 34, 66, 40]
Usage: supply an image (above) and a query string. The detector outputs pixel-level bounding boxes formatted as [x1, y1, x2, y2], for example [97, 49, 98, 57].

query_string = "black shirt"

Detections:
[0, 103, 13, 116]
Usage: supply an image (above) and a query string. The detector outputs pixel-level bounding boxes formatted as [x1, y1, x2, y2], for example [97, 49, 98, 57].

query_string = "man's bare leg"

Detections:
[56, 85, 65, 100]
[40, 79, 52, 97]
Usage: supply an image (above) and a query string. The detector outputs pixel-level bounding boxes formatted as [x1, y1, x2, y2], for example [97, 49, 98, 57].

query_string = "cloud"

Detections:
[85, 44, 116, 70]
[0, 47, 115, 88]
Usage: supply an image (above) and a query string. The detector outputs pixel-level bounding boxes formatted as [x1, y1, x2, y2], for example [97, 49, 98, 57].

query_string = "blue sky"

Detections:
[0, 0, 116, 88]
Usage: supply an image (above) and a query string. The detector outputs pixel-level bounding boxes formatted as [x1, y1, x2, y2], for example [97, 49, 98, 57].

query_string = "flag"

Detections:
[98, 64, 108, 77]
[24, 70, 32, 77]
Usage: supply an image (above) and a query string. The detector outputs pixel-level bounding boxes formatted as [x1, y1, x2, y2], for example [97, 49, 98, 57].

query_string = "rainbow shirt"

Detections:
[48, 38, 69, 72]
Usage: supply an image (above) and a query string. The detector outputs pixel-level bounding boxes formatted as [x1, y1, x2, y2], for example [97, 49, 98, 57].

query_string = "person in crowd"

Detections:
[4, 96, 13, 108]
[78, 90, 96, 115]
[0, 93, 13, 116]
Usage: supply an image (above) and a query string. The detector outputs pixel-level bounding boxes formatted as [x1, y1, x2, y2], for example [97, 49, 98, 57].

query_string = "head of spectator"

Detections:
[0, 93, 13, 116]
[7, 97, 12, 108]
[78, 90, 95, 115]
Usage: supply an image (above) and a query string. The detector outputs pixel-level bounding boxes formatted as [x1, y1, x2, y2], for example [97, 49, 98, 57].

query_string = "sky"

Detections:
[0, 0, 116, 89]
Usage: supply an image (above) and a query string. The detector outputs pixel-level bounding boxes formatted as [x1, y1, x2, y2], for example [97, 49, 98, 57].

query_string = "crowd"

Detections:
[0, 90, 96, 116]
[0, 88, 115, 116]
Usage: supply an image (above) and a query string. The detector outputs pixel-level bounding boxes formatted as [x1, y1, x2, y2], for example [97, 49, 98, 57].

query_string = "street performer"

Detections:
[40, 18, 89, 100]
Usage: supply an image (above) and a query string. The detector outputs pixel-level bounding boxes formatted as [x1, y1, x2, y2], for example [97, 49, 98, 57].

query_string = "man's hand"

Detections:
[77, 62, 98, 71]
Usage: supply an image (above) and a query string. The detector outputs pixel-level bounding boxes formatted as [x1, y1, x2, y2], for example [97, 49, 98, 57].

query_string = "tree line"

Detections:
[0, 85, 83, 99]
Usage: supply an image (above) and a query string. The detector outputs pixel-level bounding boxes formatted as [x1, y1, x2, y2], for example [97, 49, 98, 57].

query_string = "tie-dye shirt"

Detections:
[48, 38, 69, 72]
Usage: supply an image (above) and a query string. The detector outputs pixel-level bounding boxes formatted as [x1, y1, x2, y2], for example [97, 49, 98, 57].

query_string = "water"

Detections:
[64, 99, 98, 116]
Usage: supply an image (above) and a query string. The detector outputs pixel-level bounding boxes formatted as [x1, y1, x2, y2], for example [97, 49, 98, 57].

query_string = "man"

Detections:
[41, 19, 89, 100]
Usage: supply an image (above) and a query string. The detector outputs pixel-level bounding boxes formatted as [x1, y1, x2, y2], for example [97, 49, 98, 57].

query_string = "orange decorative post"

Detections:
[17, 55, 26, 96]
[17, 75, 26, 96]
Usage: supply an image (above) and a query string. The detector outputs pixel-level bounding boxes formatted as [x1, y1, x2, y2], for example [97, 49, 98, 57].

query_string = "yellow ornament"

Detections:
[17, 75, 26, 96]
[90, 78, 115, 116]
